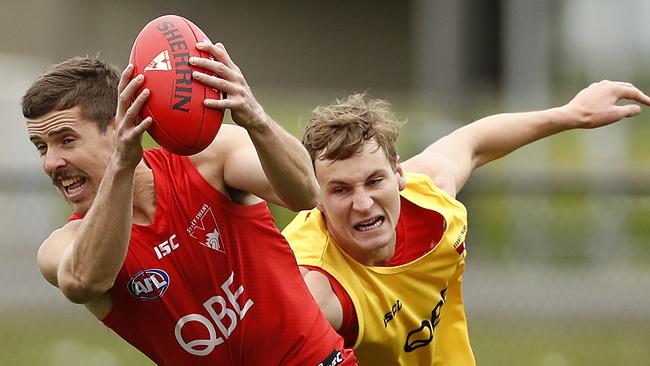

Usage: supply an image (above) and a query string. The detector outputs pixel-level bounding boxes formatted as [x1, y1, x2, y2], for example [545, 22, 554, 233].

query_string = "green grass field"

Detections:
[470, 317, 650, 366]
[2, 313, 648, 365]
[0, 313, 153, 365]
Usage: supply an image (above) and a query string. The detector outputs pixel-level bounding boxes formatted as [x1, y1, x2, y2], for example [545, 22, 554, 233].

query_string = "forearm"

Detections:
[247, 116, 318, 210]
[416, 80, 648, 196]
[58, 159, 135, 303]
[188, 43, 318, 209]
[457, 80, 650, 169]
[447, 106, 573, 169]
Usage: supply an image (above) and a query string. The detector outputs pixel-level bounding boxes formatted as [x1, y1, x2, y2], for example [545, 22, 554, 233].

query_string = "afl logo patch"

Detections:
[127, 269, 170, 301]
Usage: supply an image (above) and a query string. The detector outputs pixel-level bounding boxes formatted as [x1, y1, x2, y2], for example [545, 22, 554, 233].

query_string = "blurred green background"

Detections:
[2, 1, 650, 365]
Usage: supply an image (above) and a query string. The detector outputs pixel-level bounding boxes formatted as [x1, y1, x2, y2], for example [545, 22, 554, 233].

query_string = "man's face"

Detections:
[26, 107, 114, 214]
[315, 140, 405, 266]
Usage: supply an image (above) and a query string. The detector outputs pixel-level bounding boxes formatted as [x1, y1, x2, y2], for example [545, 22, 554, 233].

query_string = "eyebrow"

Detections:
[326, 169, 385, 186]
[29, 127, 76, 143]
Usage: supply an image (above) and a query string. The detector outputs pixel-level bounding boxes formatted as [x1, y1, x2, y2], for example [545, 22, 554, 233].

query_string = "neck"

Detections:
[364, 239, 396, 266]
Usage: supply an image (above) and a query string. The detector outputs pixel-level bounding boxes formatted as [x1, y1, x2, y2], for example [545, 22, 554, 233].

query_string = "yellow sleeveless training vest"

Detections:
[284, 172, 476, 365]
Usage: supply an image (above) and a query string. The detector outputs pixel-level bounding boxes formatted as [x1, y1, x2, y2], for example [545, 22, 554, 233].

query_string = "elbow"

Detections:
[284, 193, 317, 212]
[279, 180, 318, 211]
[287, 196, 317, 212]
[59, 276, 111, 304]
[293, 177, 319, 211]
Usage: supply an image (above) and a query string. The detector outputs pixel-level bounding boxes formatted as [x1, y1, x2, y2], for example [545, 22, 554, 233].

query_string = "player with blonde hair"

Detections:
[284, 82, 650, 365]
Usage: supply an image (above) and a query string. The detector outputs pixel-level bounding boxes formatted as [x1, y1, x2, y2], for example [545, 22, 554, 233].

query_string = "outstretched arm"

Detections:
[189, 42, 317, 211]
[403, 81, 650, 197]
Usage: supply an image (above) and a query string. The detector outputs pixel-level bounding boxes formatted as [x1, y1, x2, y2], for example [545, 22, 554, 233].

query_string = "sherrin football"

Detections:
[129, 15, 224, 155]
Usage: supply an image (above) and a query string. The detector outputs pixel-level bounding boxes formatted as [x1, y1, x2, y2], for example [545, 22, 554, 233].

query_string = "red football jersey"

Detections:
[69, 149, 353, 365]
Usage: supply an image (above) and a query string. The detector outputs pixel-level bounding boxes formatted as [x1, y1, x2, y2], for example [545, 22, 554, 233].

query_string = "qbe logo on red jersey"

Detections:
[127, 269, 170, 300]
[175, 272, 253, 356]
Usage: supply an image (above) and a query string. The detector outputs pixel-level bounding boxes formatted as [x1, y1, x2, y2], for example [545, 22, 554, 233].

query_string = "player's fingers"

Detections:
[116, 66, 136, 117]
[629, 88, 650, 106]
[204, 97, 239, 110]
[616, 103, 642, 118]
[615, 84, 650, 106]
[189, 57, 241, 82]
[596, 80, 650, 106]
[117, 74, 145, 117]
[122, 88, 150, 127]
[195, 42, 228, 66]
[131, 116, 153, 137]
[192, 71, 238, 95]
[197, 42, 240, 73]
[612, 81, 635, 88]
[215, 43, 239, 71]
[118, 64, 134, 93]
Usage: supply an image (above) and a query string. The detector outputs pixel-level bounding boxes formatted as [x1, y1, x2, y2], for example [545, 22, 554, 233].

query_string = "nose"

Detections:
[44, 147, 67, 175]
[351, 188, 373, 212]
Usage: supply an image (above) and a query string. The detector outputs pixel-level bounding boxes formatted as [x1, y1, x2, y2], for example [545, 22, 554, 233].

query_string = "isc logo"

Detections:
[154, 234, 180, 259]
[384, 299, 402, 327]
[127, 269, 170, 300]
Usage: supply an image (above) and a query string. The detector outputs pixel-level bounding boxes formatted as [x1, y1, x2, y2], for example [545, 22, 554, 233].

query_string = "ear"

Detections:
[395, 156, 406, 191]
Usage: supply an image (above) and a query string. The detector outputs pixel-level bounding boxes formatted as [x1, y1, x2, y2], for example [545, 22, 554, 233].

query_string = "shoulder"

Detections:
[283, 210, 328, 247]
[402, 152, 458, 197]
[399, 171, 468, 217]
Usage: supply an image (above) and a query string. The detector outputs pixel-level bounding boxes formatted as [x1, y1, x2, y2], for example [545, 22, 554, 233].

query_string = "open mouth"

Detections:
[354, 216, 384, 232]
[61, 176, 87, 196]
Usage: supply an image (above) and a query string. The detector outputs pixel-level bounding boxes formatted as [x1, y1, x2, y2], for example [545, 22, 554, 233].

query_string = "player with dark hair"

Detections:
[283, 82, 650, 365]
[23, 43, 356, 365]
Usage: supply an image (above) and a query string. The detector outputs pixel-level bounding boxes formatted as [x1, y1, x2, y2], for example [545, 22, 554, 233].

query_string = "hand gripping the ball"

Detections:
[129, 15, 224, 155]
[114, 64, 153, 169]
[189, 43, 270, 132]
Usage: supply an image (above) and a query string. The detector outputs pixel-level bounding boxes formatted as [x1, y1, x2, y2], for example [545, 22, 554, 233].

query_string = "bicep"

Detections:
[191, 124, 282, 205]
[223, 140, 282, 204]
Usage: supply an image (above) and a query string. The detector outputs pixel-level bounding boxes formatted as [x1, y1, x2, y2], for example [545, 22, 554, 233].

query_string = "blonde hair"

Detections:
[303, 93, 404, 169]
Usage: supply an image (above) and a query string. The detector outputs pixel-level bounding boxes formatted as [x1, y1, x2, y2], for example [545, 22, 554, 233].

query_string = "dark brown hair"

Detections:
[22, 57, 120, 133]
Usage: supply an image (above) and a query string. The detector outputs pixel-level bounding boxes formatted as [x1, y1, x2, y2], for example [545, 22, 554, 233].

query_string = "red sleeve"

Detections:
[303, 265, 358, 347]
